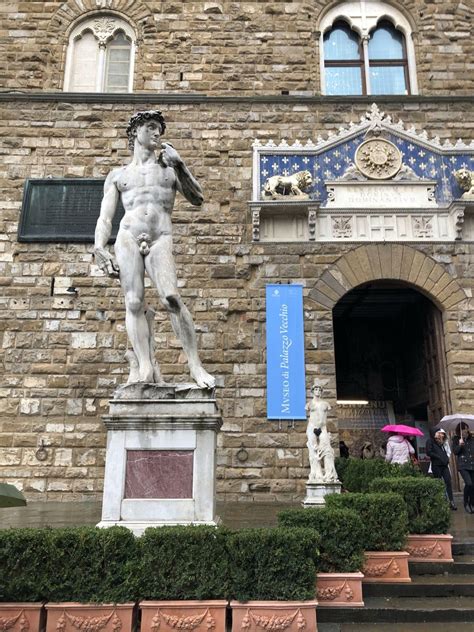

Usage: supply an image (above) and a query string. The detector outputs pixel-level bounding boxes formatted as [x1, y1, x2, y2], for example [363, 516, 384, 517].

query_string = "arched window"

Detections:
[64, 15, 135, 92]
[368, 21, 409, 95]
[320, 1, 417, 95]
[323, 21, 364, 96]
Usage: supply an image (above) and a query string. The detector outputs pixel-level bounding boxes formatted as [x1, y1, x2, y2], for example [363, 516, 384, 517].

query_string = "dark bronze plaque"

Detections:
[18, 179, 125, 242]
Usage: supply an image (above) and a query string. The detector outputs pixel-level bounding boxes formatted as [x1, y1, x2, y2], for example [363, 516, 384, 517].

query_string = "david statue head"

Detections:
[93, 110, 215, 389]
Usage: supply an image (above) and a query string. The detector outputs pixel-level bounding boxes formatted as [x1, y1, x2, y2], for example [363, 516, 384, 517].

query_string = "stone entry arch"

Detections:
[308, 244, 467, 312]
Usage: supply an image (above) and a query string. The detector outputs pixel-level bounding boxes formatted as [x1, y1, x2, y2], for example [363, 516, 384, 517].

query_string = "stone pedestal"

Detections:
[97, 383, 222, 535]
[302, 481, 341, 507]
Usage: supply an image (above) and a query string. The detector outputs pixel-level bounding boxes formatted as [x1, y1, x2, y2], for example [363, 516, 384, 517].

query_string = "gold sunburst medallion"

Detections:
[355, 138, 402, 180]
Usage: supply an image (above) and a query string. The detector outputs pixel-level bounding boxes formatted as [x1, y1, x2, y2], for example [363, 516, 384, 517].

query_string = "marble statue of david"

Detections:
[93, 110, 215, 389]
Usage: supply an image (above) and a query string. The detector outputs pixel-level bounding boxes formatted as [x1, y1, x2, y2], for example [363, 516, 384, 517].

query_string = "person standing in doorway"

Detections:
[426, 428, 457, 510]
[452, 423, 474, 513]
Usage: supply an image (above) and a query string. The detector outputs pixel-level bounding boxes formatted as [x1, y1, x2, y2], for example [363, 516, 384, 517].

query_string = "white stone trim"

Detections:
[252, 104, 474, 154]
[319, 1, 418, 95]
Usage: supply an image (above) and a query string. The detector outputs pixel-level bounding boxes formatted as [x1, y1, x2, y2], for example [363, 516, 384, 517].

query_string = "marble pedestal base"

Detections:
[97, 383, 222, 536]
[302, 481, 342, 507]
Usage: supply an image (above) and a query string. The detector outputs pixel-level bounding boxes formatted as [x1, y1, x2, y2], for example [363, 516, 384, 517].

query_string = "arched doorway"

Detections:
[308, 244, 468, 460]
[333, 281, 451, 459]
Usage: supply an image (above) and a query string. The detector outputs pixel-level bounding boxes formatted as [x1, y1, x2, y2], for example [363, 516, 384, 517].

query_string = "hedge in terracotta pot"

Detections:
[0, 526, 138, 632]
[335, 457, 421, 493]
[369, 477, 453, 562]
[227, 527, 319, 632]
[278, 506, 365, 607]
[326, 492, 411, 583]
[136, 526, 229, 632]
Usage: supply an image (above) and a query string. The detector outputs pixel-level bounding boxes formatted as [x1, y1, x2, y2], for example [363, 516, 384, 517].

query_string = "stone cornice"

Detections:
[1, 91, 474, 105]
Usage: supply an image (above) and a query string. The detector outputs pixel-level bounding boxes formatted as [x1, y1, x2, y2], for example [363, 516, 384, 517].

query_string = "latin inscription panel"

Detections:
[18, 179, 125, 242]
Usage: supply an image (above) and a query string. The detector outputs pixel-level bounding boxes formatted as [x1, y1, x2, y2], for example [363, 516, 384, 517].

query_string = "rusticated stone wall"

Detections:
[1, 0, 473, 95]
[0, 97, 473, 500]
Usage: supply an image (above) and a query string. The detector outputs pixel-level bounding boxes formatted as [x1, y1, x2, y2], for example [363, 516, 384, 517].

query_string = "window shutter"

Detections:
[70, 31, 99, 92]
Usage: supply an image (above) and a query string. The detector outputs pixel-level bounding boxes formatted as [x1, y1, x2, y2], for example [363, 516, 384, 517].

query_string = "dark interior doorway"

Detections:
[333, 281, 450, 424]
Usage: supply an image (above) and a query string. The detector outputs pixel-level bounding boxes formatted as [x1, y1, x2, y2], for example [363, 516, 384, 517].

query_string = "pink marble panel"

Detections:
[124, 450, 194, 499]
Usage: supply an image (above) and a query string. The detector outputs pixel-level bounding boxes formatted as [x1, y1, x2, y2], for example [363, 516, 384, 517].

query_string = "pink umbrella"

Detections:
[381, 424, 424, 437]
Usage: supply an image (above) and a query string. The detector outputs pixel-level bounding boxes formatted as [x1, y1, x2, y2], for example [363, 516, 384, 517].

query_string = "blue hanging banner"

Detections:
[266, 284, 306, 420]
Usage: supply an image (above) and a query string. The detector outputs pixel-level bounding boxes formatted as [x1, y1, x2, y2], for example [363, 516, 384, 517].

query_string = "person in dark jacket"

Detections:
[426, 428, 456, 510]
[452, 423, 474, 513]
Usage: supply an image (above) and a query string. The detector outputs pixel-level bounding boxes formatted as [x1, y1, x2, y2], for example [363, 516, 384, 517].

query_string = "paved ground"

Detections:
[2, 495, 473, 541]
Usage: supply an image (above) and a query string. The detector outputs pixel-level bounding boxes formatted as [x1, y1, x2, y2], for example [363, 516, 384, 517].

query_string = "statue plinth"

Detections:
[303, 481, 342, 507]
[97, 383, 222, 535]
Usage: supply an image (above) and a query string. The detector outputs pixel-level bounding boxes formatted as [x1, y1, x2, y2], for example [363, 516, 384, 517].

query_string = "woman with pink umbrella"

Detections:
[381, 424, 423, 466]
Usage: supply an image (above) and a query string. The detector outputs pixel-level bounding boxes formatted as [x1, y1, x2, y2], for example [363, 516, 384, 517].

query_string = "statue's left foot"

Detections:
[190, 365, 216, 389]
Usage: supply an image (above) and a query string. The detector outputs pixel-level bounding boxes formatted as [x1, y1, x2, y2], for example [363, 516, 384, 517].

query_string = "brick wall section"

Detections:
[1, 1, 473, 95]
[0, 97, 473, 500]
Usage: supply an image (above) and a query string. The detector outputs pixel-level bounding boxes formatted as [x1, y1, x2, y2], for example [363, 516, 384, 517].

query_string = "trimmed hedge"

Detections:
[338, 458, 421, 493]
[0, 526, 138, 603]
[325, 492, 409, 552]
[136, 525, 229, 600]
[0, 525, 318, 603]
[226, 527, 319, 601]
[278, 507, 365, 573]
[369, 477, 451, 535]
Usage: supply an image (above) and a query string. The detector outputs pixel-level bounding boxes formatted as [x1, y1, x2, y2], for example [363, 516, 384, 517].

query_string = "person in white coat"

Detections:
[385, 433, 415, 465]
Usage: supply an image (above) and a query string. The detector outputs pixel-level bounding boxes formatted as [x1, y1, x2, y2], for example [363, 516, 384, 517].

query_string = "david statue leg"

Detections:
[146, 237, 215, 389]
[115, 231, 155, 383]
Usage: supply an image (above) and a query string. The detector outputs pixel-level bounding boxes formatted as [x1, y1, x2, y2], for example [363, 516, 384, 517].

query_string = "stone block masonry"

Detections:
[0, 98, 472, 501]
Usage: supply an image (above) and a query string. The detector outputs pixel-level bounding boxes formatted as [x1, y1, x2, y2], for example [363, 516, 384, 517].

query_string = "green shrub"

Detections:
[227, 527, 318, 601]
[1, 524, 320, 604]
[0, 528, 51, 601]
[369, 477, 451, 535]
[278, 507, 365, 573]
[340, 458, 421, 492]
[326, 492, 408, 551]
[136, 525, 229, 600]
[335, 457, 350, 484]
[0, 526, 138, 603]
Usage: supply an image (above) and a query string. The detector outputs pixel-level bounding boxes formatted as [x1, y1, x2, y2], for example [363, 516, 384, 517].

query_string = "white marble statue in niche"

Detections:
[306, 383, 340, 484]
[93, 110, 215, 389]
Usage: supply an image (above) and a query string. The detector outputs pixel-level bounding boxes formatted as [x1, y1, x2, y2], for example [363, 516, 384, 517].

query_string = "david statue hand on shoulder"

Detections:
[93, 110, 215, 389]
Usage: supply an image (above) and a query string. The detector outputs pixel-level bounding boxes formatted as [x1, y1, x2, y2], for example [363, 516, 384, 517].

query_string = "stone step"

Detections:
[363, 573, 474, 597]
[452, 541, 474, 556]
[316, 595, 474, 624]
[318, 624, 474, 632]
[409, 555, 474, 575]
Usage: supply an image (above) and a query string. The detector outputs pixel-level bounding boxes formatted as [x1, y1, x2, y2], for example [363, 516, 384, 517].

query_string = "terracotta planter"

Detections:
[0, 603, 44, 632]
[316, 572, 364, 607]
[405, 534, 454, 562]
[45, 603, 135, 632]
[230, 601, 318, 632]
[362, 551, 411, 583]
[140, 601, 227, 632]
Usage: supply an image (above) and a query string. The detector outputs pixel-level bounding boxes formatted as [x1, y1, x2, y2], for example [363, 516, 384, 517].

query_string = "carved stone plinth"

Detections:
[97, 383, 222, 535]
[302, 482, 341, 507]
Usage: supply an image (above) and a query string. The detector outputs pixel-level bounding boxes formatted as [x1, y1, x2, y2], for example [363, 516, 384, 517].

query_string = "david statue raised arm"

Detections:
[93, 110, 215, 389]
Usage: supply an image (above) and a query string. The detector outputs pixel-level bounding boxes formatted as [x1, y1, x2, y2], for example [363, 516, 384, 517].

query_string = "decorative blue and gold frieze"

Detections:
[250, 104, 474, 242]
